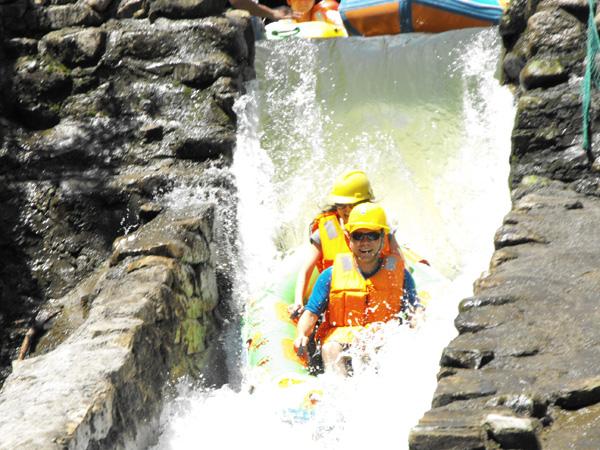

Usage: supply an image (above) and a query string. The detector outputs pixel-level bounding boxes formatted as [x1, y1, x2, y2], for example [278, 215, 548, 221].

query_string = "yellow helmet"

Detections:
[345, 202, 390, 233]
[328, 170, 374, 205]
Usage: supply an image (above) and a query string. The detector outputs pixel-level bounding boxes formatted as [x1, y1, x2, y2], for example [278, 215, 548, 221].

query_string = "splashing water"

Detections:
[157, 161, 239, 273]
[153, 27, 514, 450]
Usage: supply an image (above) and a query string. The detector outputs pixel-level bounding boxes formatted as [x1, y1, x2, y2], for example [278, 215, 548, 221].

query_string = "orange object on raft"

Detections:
[288, 0, 343, 24]
[311, 0, 341, 23]
[288, 0, 315, 22]
[339, 0, 506, 36]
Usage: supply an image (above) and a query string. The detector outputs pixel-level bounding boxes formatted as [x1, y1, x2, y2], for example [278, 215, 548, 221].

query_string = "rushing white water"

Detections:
[153, 27, 514, 449]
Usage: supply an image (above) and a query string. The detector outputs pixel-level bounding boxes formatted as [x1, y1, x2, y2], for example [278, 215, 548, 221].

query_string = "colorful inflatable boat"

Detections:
[264, 0, 506, 39]
[339, 0, 506, 36]
[241, 244, 448, 418]
[265, 20, 348, 40]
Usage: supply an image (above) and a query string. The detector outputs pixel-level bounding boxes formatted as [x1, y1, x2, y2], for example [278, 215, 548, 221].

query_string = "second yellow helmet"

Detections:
[328, 170, 375, 205]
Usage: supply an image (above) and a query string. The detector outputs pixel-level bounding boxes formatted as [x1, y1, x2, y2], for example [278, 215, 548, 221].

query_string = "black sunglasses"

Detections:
[350, 231, 382, 242]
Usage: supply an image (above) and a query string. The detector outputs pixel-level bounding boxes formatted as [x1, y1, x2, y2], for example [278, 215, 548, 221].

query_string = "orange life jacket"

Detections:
[326, 253, 405, 328]
[310, 212, 394, 272]
[310, 211, 349, 272]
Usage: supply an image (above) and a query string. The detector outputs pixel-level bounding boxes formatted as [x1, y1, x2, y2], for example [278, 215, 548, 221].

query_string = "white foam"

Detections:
[153, 28, 514, 450]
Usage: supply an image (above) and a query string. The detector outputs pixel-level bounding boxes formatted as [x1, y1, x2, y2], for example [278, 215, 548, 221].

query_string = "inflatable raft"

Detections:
[265, 20, 348, 40]
[339, 0, 506, 36]
[241, 244, 448, 418]
[264, 0, 505, 39]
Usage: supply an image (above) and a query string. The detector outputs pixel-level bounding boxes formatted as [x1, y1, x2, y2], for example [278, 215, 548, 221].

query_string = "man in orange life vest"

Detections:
[293, 202, 423, 376]
[290, 170, 402, 318]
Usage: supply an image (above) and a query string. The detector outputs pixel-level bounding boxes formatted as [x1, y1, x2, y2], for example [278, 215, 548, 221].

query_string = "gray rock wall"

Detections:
[0, 205, 226, 448]
[0, 0, 251, 446]
[4, 0, 600, 448]
[411, 0, 600, 449]
[0, 0, 252, 383]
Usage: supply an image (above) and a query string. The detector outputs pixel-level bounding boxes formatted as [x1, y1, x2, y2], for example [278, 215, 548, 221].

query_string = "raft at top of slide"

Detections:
[264, 0, 507, 39]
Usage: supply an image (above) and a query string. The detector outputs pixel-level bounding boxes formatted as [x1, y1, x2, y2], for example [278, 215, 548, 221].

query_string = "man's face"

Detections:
[348, 228, 383, 263]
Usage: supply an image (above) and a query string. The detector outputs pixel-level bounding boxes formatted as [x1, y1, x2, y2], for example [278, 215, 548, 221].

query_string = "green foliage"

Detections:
[520, 175, 551, 187]
[44, 56, 71, 76]
[174, 298, 207, 354]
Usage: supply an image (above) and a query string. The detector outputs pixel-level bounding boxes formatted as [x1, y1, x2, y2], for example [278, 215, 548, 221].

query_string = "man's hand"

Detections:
[407, 305, 425, 328]
[270, 5, 293, 20]
[294, 335, 310, 361]
[290, 8, 306, 20]
[288, 303, 304, 319]
[294, 310, 318, 362]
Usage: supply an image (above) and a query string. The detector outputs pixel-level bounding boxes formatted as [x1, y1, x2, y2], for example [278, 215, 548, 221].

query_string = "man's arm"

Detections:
[403, 270, 424, 327]
[293, 267, 332, 355]
[229, 0, 292, 20]
[403, 269, 420, 308]
[290, 243, 321, 317]
[294, 310, 319, 356]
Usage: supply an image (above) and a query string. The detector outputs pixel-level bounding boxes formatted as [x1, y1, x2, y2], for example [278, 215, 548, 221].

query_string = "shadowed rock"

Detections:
[148, 0, 228, 20]
[0, 5, 253, 403]
[172, 130, 236, 161]
[483, 414, 541, 449]
[0, 206, 223, 448]
[441, 347, 495, 370]
[554, 376, 600, 410]
[39, 27, 107, 68]
[10, 56, 73, 129]
[503, 51, 527, 83]
[520, 57, 568, 90]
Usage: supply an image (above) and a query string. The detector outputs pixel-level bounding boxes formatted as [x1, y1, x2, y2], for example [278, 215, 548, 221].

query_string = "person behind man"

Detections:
[289, 170, 402, 317]
[293, 202, 423, 376]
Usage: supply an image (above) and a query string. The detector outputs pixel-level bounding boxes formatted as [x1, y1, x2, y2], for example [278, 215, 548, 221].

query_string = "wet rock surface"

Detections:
[0, 1, 251, 445]
[412, 0, 600, 447]
[413, 152, 600, 439]
[0, 205, 227, 448]
[2, 0, 600, 447]
[0, 2, 252, 384]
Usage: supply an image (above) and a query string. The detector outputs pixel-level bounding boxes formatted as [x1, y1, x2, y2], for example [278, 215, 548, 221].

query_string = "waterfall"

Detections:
[153, 27, 514, 450]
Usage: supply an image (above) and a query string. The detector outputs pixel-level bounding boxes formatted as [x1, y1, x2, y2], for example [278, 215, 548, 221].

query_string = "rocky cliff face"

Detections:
[0, 0, 252, 446]
[0, 0, 252, 383]
[0, 206, 228, 448]
[4, 0, 600, 448]
[411, 0, 600, 449]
